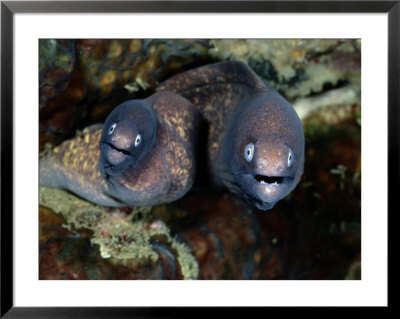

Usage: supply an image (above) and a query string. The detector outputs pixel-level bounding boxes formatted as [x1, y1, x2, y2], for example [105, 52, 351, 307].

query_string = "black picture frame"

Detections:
[1, 1, 396, 317]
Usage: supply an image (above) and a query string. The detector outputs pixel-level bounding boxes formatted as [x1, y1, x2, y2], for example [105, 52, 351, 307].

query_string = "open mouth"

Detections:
[254, 175, 292, 185]
[103, 142, 131, 156]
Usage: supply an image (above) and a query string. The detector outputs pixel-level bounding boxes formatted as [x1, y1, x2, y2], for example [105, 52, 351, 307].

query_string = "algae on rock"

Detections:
[39, 186, 199, 279]
[209, 39, 361, 100]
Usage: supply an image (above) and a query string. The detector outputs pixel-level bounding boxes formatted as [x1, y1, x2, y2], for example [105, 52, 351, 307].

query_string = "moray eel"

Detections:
[40, 91, 200, 206]
[157, 61, 304, 210]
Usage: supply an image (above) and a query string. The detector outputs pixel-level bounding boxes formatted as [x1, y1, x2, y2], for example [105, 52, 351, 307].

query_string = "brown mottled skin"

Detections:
[157, 61, 305, 210]
[40, 91, 200, 206]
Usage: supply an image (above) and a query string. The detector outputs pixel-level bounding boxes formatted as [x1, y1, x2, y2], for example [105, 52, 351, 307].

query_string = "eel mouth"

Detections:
[223, 171, 296, 211]
[100, 141, 134, 168]
[254, 174, 293, 185]
[239, 173, 295, 210]
[103, 142, 131, 156]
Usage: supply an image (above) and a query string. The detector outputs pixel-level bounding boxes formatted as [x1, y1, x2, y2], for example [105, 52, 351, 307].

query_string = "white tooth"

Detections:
[260, 180, 267, 185]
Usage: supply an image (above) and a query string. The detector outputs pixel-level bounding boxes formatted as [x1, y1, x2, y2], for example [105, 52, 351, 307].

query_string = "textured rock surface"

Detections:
[39, 39, 213, 149]
[40, 188, 279, 280]
[39, 39, 361, 280]
[210, 39, 361, 100]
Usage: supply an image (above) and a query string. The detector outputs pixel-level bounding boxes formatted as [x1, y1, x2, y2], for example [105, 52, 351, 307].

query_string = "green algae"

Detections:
[39, 186, 199, 279]
[170, 240, 199, 280]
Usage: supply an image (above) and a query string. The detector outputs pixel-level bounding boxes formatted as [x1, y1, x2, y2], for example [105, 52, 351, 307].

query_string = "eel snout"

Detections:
[241, 142, 297, 210]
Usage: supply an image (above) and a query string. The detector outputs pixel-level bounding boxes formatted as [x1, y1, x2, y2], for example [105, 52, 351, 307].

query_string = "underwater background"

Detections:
[39, 39, 361, 280]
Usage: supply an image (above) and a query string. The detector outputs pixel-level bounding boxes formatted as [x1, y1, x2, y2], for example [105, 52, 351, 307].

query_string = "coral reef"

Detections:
[39, 187, 279, 280]
[39, 40, 75, 109]
[39, 39, 212, 149]
[40, 187, 199, 279]
[39, 39, 361, 280]
[210, 39, 361, 100]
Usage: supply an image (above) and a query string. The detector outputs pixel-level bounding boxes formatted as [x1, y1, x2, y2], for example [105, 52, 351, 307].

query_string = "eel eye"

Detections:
[108, 123, 117, 135]
[244, 143, 254, 162]
[287, 147, 294, 167]
[134, 134, 142, 147]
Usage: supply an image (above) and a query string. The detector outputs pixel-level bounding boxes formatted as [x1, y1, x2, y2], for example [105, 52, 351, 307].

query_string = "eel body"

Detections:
[157, 61, 305, 210]
[40, 91, 200, 206]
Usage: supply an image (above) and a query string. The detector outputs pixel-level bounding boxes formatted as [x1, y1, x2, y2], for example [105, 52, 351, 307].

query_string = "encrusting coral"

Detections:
[39, 186, 199, 279]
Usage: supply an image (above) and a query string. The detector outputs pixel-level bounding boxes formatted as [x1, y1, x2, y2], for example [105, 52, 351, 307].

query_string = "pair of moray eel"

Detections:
[40, 61, 305, 211]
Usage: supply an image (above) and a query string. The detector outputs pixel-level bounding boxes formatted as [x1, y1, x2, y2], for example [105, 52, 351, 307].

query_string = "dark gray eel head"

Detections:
[223, 91, 305, 211]
[99, 99, 157, 178]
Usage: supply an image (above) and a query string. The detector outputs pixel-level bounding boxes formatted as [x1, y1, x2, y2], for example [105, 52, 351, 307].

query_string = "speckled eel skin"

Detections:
[40, 91, 201, 206]
[157, 61, 304, 210]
